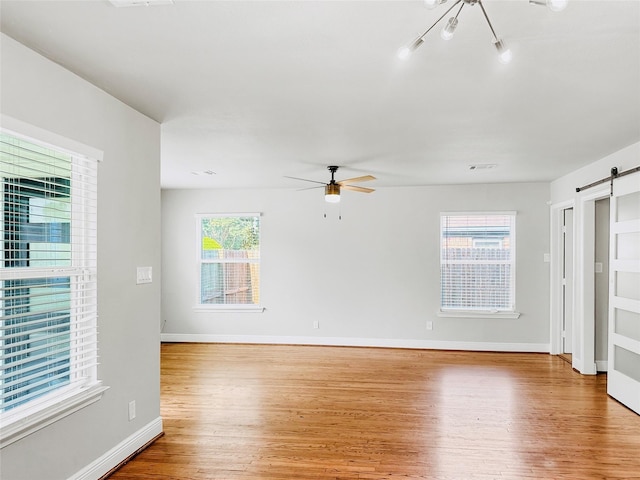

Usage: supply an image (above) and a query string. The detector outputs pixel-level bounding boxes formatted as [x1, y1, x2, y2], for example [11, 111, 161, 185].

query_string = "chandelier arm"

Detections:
[417, 0, 464, 39]
[454, 2, 465, 20]
[477, 0, 499, 42]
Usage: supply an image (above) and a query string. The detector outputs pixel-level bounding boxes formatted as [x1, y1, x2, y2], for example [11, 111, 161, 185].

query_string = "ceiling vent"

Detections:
[469, 164, 497, 170]
[109, 0, 174, 7]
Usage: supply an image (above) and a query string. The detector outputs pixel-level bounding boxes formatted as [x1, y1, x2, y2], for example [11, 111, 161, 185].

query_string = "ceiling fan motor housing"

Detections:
[325, 183, 340, 196]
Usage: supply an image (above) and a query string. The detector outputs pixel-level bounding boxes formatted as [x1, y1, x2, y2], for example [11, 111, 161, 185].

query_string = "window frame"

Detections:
[0, 118, 107, 448]
[194, 213, 263, 313]
[438, 211, 520, 319]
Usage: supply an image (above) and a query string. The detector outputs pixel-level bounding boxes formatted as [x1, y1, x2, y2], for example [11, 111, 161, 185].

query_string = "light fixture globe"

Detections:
[325, 183, 341, 203]
[494, 39, 512, 64]
[547, 0, 568, 12]
[529, 0, 568, 11]
[441, 17, 458, 40]
[398, 37, 424, 59]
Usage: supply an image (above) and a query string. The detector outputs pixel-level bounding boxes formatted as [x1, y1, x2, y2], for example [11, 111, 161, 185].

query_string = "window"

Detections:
[440, 212, 516, 315]
[197, 214, 261, 309]
[0, 129, 103, 446]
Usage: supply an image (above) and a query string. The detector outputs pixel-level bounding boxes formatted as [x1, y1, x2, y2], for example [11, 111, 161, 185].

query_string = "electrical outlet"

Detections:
[313, 320, 319, 329]
[426, 320, 433, 331]
[128, 400, 136, 421]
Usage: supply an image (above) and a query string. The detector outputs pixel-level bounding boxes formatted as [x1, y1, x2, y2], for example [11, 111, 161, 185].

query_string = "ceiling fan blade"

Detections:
[284, 175, 327, 185]
[341, 184, 375, 194]
[297, 185, 325, 191]
[337, 175, 376, 185]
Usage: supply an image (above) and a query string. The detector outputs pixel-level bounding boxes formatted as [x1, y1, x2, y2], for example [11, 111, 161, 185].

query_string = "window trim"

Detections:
[0, 383, 107, 448]
[439, 211, 518, 318]
[194, 213, 263, 312]
[0, 119, 106, 448]
[436, 310, 521, 319]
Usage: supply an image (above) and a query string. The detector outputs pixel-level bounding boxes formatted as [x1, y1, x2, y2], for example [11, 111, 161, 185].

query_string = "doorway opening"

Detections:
[594, 197, 610, 372]
[559, 207, 573, 365]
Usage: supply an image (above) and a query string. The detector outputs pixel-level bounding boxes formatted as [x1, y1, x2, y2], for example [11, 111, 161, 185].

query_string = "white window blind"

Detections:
[198, 214, 260, 307]
[440, 212, 516, 312]
[0, 132, 99, 422]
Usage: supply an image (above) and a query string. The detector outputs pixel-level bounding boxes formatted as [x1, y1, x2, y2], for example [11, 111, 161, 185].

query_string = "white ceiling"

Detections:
[1, 0, 639, 190]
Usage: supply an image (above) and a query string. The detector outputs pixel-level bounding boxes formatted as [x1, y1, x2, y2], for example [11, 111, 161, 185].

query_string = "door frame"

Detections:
[574, 185, 610, 374]
[550, 200, 575, 356]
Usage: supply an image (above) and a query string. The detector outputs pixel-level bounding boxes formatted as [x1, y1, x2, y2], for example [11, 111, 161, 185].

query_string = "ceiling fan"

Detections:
[285, 166, 376, 203]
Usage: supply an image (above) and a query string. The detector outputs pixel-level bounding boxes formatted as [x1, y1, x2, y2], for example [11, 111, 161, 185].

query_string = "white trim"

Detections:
[596, 360, 608, 372]
[575, 185, 610, 375]
[195, 212, 262, 219]
[195, 213, 262, 308]
[0, 384, 108, 449]
[193, 305, 265, 313]
[160, 333, 549, 353]
[69, 417, 163, 480]
[549, 200, 575, 355]
[437, 310, 520, 319]
[440, 210, 518, 216]
[0, 114, 104, 162]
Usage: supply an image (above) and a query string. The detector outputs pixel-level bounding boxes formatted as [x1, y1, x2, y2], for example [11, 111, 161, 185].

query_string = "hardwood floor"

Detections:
[558, 352, 573, 365]
[108, 343, 640, 480]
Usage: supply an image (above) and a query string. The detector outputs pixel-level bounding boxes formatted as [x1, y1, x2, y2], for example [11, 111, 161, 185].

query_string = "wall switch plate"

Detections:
[595, 262, 603, 273]
[136, 266, 152, 284]
[543, 253, 550, 263]
[426, 320, 433, 331]
[128, 400, 136, 421]
[313, 320, 319, 329]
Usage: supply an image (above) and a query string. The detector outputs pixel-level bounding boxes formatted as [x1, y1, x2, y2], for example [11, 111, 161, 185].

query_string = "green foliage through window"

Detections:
[199, 215, 260, 306]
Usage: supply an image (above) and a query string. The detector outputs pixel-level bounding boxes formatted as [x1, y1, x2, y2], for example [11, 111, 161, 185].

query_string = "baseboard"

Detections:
[69, 416, 163, 480]
[160, 333, 549, 353]
[596, 360, 608, 372]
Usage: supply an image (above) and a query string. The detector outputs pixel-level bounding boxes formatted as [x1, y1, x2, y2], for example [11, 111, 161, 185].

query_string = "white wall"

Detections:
[0, 34, 162, 479]
[162, 182, 550, 351]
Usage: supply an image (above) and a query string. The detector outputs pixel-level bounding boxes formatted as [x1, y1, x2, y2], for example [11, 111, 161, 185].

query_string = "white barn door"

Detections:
[607, 173, 640, 414]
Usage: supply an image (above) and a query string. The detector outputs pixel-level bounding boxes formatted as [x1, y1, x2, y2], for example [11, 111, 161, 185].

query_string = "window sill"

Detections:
[193, 305, 265, 313]
[437, 310, 521, 319]
[0, 383, 108, 448]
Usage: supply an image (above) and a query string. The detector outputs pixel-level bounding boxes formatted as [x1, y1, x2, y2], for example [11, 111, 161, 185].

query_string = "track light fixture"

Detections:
[399, 0, 567, 63]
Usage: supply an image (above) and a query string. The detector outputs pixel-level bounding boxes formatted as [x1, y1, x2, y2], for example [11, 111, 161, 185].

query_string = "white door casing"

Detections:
[563, 208, 574, 354]
[550, 200, 574, 356]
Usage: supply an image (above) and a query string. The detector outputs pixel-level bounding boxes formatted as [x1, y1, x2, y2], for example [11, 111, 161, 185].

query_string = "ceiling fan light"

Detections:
[440, 17, 458, 40]
[325, 184, 341, 203]
[494, 39, 512, 64]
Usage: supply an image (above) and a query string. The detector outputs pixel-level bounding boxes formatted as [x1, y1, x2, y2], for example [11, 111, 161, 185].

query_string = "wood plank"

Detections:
[107, 344, 640, 479]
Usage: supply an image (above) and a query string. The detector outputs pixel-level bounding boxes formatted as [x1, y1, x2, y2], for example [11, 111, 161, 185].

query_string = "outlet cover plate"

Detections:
[136, 266, 152, 284]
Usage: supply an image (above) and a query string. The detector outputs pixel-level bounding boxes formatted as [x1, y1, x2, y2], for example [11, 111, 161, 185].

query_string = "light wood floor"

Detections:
[108, 343, 640, 480]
